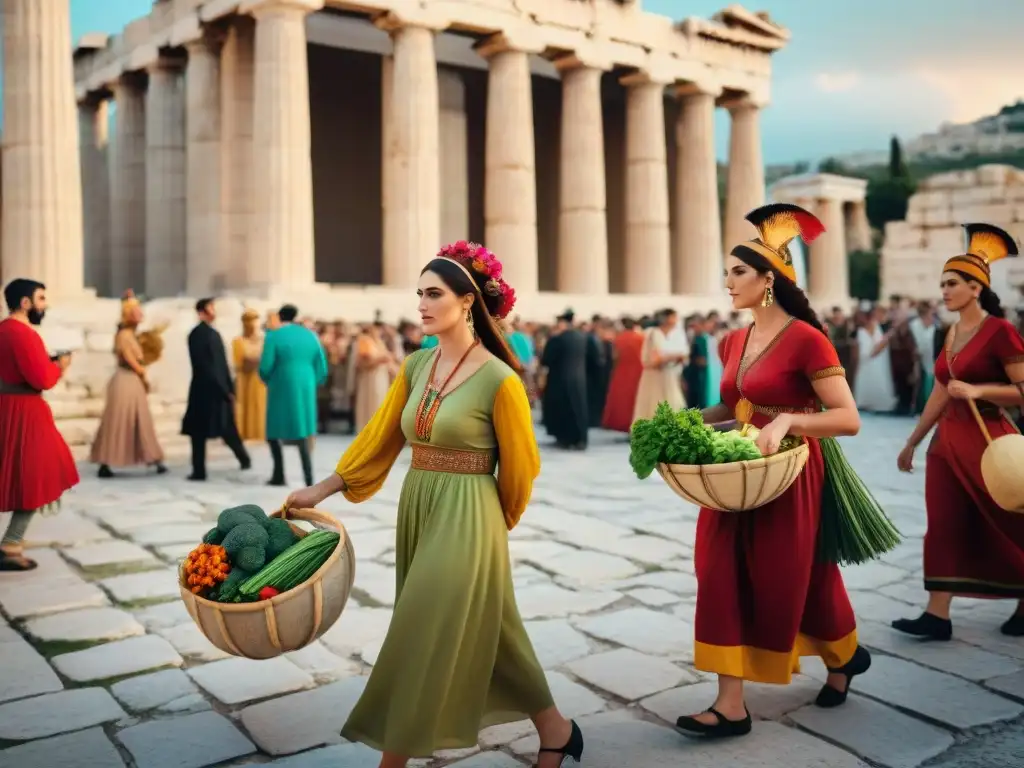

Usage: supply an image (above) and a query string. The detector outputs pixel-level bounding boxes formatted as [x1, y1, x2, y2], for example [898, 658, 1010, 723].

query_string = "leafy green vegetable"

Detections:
[629, 402, 768, 479]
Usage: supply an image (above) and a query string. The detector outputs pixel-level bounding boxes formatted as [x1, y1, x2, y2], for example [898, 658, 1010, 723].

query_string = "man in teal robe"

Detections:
[259, 304, 328, 487]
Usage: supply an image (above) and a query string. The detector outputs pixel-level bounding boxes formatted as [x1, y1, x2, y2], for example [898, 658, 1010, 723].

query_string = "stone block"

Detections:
[976, 163, 1016, 186]
[0, 687, 126, 740]
[985, 669, 1024, 701]
[52, 634, 183, 682]
[922, 206, 953, 227]
[950, 185, 1007, 206]
[187, 656, 316, 705]
[567, 647, 695, 700]
[156, 621, 232, 661]
[100, 568, 181, 603]
[24, 510, 110, 547]
[111, 668, 201, 712]
[117, 712, 256, 768]
[235, 743, 380, 767]
[920, 170, 978, 190]
[950, 202, 1015, 223]
[922, 225, 964, 251]
[62, 540, 158, 568]
[0, 623, 64, 704]
[134, 599, 192, 630]
[24, 606, 145, 643]
[239, 675, 369, 755]
[0, 727, 125, 768]
[449, 753, 523, 768]
[574, 607, 692, 657]
[908, 189, 951, 210]
[906, 207, 926, 226]
[839, 561, 907, 591]
[0, 572, 109, 619]
[129, 523, 210, 546]
[626, 587, 681, 607]
[511, 583, 622, 620]
[884, 221, 925, 249]
[790, 694, 953, 768]
[524, 619, 593, 668]
[285, 641, 362, 681]
[318, 605, 393, 659]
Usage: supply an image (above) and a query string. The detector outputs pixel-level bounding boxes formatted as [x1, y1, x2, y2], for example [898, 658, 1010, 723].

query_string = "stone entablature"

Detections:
[73, 1, 782, 102]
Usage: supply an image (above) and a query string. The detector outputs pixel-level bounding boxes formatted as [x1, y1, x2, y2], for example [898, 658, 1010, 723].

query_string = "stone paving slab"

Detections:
[985, 669, 1024, 702]
[524, 619, 593, 669]
[129, 523, 211, 547]
[51, 633, 183, 682]
[116, 711, 256, 768]
[24, 511, 110, 547]
[0, 726, 126, 768]
[110, 668, 201, 712]
[133, 599, 192, 631]
[640, 677, 822, 723]
[790, 695, 954, 768]
[61, 540, 158, 568]
[0, 622, 64, 704]
[0, 571, 109, 619]
[156, 621, 233, 661]
[100, 568, 181, 603]
[23, 606, 145, 642]
[0, 687, 126, 740]
[574, 607, 692, 657]
[566, 647, 696, 701]
[188, 656, 316, 705]
[239, 743, 382, 767]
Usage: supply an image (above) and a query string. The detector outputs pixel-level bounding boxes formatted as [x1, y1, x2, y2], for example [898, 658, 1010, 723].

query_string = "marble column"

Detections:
[476, 35, 538, 293]
[621, 72, 671, 294]
[556, 56, 608, 295]
[1, 0, 84, 295]
[378, 17, 441, 287]
[185, 34, 223, 295]
[145, 57, 187, 297]
[246, 0, 323, 288]
[673, 86, 722, 295]
[109, 73, 147, 295]
[381, 54, 397, 284]
[846, 200, 872, 252]
[79, 96, 111, 296]
[220, 16, 256, 289]
[438, 67, 469, 246]
[722, 96, 765, 254]
[808, 196, 849, 304]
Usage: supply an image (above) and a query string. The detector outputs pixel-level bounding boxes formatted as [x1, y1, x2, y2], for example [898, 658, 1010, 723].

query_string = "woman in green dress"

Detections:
[285, 242, 583, 768]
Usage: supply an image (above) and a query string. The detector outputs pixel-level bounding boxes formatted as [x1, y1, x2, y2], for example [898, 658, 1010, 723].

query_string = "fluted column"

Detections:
[109, 74, 147, 295]
[378, 16, 441, 287]
[1, 0, 84, 295]
[79, 96, 111, 295]
[245, 0, 323, 288]
[476, 34, 539, 293]
[185, 34, 223, 295]
[722, 95, 765, 254]
[556, 55, 608, 294]
[438, 67, 469, 246]
[809, 197, 849, 305]
[145, 57, 187, 297]
[220, 16, 256, 289]
[621, 72, 671, 294]
[673, 85, 722, 295]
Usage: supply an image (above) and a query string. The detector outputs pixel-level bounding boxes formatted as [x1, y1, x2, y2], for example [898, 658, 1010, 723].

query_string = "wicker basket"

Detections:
[179, 507, 356, 660]
[657, 441, 810, 512]
[969, 400, 1024, 514]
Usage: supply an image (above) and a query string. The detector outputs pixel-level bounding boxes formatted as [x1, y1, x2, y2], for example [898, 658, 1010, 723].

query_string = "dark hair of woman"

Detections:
[731, 246, 828, 336]
[621, 317, 636, 330]
[421, 258, 523, 373]
[950, 269, 1006, 319]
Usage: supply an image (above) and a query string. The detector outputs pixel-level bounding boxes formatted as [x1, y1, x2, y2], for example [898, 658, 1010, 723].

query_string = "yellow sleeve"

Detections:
[493, 373, 540, 530]
[334, 358, 411, 502]
[232, 337, 244, 370]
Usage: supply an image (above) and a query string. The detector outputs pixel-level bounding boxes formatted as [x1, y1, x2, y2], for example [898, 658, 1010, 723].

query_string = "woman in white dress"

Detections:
[633, 309, 687, 422]
[854, 307, 897, 413]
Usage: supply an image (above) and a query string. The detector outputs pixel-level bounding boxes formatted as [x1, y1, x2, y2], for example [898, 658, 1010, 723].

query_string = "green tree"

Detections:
[888, 136, 908, 179]
[848, 250, 880, 301]
[818, 157, 848, 174]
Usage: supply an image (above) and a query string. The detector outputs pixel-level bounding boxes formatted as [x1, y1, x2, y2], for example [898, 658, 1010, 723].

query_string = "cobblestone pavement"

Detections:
[1, 415, 1023, 768]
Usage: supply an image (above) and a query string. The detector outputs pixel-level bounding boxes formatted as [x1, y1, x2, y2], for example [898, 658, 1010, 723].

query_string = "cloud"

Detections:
[911, 65, 1024, 123]
[813, 72, 861, 94]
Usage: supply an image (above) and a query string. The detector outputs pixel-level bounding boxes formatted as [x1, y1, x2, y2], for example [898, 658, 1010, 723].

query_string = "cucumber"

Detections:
[238, 531, 340, 597]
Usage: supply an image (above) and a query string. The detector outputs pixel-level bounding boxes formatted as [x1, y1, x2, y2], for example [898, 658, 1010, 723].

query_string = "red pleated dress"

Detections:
[925, 316, 1024, 598]
[601, 330, 645, 432]
[694, 319, 858, 684]
[0, 319, 80, 513]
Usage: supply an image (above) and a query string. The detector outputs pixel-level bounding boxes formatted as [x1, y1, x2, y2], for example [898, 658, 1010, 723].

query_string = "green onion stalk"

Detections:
[816, 436, 902, 566]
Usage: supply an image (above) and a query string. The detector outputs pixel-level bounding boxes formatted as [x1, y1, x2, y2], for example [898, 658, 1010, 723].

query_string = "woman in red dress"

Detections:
[677, 204, 869, 739]
[601, 317, 645, 432]
[0, 279, 80, 571]
[894, 224, 1024, 639]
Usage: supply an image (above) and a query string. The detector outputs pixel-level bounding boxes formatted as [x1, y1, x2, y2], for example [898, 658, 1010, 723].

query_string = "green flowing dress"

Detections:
[335, 349, 553, 756]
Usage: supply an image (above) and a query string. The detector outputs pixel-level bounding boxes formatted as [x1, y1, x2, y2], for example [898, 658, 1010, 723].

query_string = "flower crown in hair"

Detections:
[437, 241, 517, 319]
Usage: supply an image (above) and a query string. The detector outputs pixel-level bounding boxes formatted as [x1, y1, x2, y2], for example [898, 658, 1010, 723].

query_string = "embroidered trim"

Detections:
[410, 444, 494, 475]
[753, 405, 817, 417]
[811, 366, 846, 381]
[1005, 354, 1024, 364]
[736, 317, 796, 390]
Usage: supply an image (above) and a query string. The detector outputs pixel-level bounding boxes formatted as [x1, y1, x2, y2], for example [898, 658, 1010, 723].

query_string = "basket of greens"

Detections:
[630, 402, 808, 512]
[179, 505, 356, 660]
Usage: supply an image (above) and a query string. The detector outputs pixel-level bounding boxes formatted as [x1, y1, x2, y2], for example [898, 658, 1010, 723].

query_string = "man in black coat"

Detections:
[181, 298, 251, 480]
[541, 309, 597, 450]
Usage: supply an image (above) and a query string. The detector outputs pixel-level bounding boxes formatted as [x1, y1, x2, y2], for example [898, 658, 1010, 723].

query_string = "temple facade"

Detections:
[56, 0, 792, 318]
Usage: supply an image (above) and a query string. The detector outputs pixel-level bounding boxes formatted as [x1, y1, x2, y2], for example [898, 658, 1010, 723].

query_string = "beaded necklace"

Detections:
[414, 340, 480, 442]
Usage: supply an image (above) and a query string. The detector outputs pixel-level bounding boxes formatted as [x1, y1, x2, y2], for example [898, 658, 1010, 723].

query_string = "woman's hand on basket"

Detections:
[897, 442, 916, 473]
[946, 380, 981, 400]
[754, 414, 792, 456]
[285, 485, 326, 512]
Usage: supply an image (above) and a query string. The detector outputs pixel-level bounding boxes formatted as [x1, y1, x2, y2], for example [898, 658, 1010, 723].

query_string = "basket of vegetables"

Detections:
[630, 402, 809, 512]
[178, 504, 356, 660]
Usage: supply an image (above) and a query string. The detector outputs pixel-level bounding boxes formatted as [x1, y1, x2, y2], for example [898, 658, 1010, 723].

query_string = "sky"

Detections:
[67, 0, 1024, 165]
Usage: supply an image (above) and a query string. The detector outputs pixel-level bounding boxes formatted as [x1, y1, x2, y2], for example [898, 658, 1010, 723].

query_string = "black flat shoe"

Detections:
[266, 478, 286, 487]
[0, 553, 38, 571]
[1001, 614, 1024, 637]
[891, 612, 952, 641]
[675, 707, 752, 739]
[153, 463, 168, 475]
[815, 645, 872, 708]
[186, 473, 206, 482]
[534, 719, 583, 766]
[98, 465, 114, 478]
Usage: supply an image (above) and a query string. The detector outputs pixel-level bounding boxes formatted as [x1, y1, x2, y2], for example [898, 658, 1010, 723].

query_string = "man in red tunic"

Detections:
[0, 279, 80, 571]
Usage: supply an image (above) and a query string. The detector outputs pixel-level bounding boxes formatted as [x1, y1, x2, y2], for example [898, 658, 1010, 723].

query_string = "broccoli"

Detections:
[214, 567, 251, 602]
[265, 518, 299, 559]
[240, 505, 270, 528]
[217, 507, 256, 534]
[202, 527, 223, 545]
[234, 546, 266, 572]
[222, 522, 269, 556]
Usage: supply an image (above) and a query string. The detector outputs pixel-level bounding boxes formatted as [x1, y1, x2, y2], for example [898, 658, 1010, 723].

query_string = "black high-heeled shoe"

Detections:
[815, 645, 872, 708]
[675, 707, 752, 739]
[1001, 614, 1024, 637]
[534, 720, 583, 766]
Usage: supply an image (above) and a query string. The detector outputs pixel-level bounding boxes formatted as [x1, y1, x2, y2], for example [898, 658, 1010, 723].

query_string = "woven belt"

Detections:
[752, 404, 816, 417]
[410, 444, 495, 475]
[0, 380, 41, 395]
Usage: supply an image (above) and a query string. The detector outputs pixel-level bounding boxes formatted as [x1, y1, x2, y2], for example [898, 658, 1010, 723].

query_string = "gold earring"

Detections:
[762, 285, 774, 308]
[466, 309, 475, 335]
